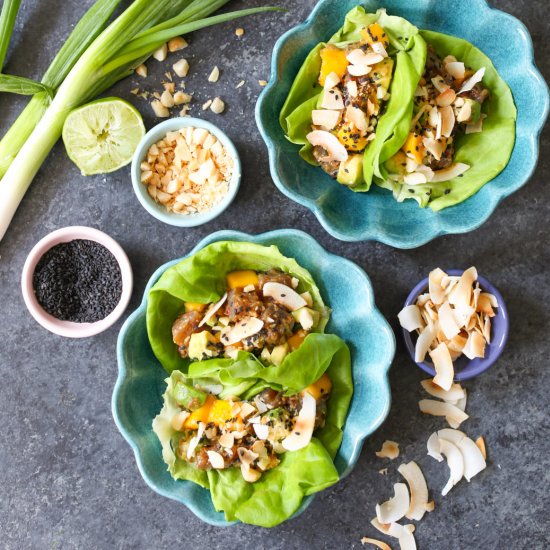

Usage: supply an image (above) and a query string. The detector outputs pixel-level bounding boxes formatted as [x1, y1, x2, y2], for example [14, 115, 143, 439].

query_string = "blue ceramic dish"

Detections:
[112, 229, 395, 526]
[256, 0, 549, 247]
[402, 270, 509, 381]
[131, 117, 241, 227]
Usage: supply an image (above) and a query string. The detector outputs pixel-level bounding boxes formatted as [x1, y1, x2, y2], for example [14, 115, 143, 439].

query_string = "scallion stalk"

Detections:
[0, 0, 21, 70]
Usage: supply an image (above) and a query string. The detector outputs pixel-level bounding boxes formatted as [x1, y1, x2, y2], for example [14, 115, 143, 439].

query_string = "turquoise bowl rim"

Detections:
[255, 0, 550, 248]
[112, 229, 395, 526]
[130, 117, 242, 228]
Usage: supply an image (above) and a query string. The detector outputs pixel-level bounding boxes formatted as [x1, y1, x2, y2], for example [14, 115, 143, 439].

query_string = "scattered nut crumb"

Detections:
[153, 91, 161, 100]
[153, 43, 168, 62]
[173, 58, 189, 78]
[163, 82, 175, 93]
[202, 99, 213, 111]
[160, 90, 175, 108]
[258, 79, 268, 87]
[378, 468, 388, 475]
[130, 88, 139, 95]
[375, 440, 400, 460]
[210, 97, 225, 114]
[173, 91, 192, 105]
[208, 66, 220, 83]
[236, 80, 245, 89]
[151, 100, 169, 118]
[168, 36, 188, 52]
[235, 27, 244, 37]
[135, 64, 147, 78]
[164, 71, 173, 81]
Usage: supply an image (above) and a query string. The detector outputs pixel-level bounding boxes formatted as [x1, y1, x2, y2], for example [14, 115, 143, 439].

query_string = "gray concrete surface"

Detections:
[0, 1, 548, 548]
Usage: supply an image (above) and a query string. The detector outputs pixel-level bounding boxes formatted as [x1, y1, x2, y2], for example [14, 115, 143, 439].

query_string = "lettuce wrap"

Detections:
[279, 7, 427, 191]
[376, 30, 516, 210]
[147, 241, 331, 374]
[153, 336, 352, 527]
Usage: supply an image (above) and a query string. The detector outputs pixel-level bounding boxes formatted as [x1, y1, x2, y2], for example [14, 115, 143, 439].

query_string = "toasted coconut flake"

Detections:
[420, 379, 465, 403]
[427, 432, 443, 461]
[239, 402, 255, 418]
[438, 302, 461, 340]
[360, 537, 391, 550]
[348, 64, 372, 77]
[262, 282, 307, 311]
[398, 461, 429, 521]
[415, 325, 436, 363]
[429, 343, 454, 391]
[199, 293, 227, 327]
[253, 423, 269, 440]
[446, 333, 468, 354]
[438, 438, 464, 495]
[376, 483, 410, 524]
[459, 67, 486, 94]
[281, 392, 316, 451]
[476, 293, 496, 316]
[312, 109, 341, 131]
[346, 105, 369, 133]
[436, 88, 456, 107]
[419, 399, 469, 427]
[347, 49, 384, 66]
[347, 80, 358, 98]
[430, 162, 470, 183]
[187, 422, 206, 459]
[454, 389, 468, 413]
[457, 435, 486, 481]
[404, 172, 428, 185]
[376, 440, 400, 460]
[440, 105, 455, 137]
[465, 113, 486, 134]
[371, 518, 391, 536]
[428, 267, 447, 305]
[446, 61, 466, 80]
[224, 317, 264, 345]
[476, 436, 487, 459]
[207, 450, 226, 469]
[218, 432, 235, 448]
[370, 41, 389, 58]
[462, 331, 486, 360]
[379, 468, 388, 475]
[306, 130, 348, 162]
[448, 267, 477, 307]
[398, 305, 424, 332]
[431, 76, 449, 93]
[423, 137, 447, 161]
[425, 500, 435, 512]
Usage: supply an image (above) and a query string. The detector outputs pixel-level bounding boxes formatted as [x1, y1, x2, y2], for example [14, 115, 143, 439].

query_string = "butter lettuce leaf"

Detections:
[378, 30, 517, 210]
[280, 7, 427, 191]
[153, 334, 352, 526]
[146, 240, 330, 374]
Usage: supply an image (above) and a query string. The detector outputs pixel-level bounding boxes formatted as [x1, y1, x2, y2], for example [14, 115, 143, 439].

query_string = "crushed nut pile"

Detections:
[141, 127, 233, 215]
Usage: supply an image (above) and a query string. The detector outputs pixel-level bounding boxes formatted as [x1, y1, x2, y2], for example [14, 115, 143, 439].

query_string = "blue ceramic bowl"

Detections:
[112, 229, 395, 526]
[131, 117, 241, 227]
[402, 270, 509, 381]
[256, 0, 549, 247]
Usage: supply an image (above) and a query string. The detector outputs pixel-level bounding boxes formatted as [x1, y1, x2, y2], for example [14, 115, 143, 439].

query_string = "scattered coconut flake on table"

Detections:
[418, 399, 469, 428]
[397, 461, 430, 521]
[375, 440, 400, 460]
[360, 538, 392, 550]
[376, 483, 410, 524]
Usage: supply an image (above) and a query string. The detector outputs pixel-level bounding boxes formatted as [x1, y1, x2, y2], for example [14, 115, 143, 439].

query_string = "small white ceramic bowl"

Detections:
[21, 226, 133, 338]
[131, 117, 241, 227]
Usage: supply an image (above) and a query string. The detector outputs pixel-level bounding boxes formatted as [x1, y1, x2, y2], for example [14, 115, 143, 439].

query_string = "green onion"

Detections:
[0, 0, 21, 70]
[0, 0, 279, 241]
[0, 74, 54, 96]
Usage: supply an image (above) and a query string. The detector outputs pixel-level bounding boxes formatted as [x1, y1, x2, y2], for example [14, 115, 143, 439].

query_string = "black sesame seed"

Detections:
[445, 189, 451, 195]
[33, 239, 122, 323]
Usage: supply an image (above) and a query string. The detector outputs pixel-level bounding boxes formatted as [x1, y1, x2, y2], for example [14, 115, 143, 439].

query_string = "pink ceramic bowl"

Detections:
[21, 226, 133, 338]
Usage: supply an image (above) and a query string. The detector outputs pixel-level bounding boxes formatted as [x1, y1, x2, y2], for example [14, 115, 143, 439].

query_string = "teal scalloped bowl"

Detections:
[112, 229, 395, 526]
[256, 0, 549, 247]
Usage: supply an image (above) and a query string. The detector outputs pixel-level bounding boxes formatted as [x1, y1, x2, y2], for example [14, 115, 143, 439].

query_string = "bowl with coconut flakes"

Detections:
[131, 117, 241, 227]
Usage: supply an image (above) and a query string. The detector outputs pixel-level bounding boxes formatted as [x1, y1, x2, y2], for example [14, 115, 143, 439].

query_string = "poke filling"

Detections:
[172, 269, 319, 363]
[387, 45, 488, 187]
[168, 376, 332, 482]
[305, 23, 395, 184]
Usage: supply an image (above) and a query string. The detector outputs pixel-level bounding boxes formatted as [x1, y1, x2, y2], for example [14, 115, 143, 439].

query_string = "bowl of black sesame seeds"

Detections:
[21, 226, 133, 337]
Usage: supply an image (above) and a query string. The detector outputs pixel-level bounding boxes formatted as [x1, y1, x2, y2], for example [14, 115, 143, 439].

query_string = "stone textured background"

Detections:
[0, 1, 548, 548]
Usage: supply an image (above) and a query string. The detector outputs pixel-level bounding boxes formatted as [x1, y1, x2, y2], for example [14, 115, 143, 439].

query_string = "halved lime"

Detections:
[62, 97, 146, 176]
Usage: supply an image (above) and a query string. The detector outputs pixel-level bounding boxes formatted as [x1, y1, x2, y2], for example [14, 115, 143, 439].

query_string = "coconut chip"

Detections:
[376, 440, 400, 460]
[476, 436, 487, 459]
[397, 461, 430, 521]
[360, 537, 392, 550]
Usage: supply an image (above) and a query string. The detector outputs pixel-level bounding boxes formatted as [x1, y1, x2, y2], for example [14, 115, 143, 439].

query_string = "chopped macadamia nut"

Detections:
[141, 127, 233, 215]
[173, 58, 190, 78]
[258, 79, 268, 87]
[135, 64, 147, 77]
[173, 91, 192, 105]
[168, 36, 188, 52]
[210, 97, 225, 114]
[160, 90, 175, 108]
[208, 66, 220, 83]
[163, 82, 175, 93]
[202, 99, 213, 111]
[235, 27, 245, 37]
[153, 43, 168, 62]
[151, 100, 169, 118]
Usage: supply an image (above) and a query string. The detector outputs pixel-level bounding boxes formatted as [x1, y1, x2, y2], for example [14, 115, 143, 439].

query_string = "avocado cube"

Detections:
[337, 154, 364, 186]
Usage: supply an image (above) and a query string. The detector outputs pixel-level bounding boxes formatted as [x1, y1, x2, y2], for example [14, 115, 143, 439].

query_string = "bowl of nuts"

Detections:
[131, 117, 241, 227]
